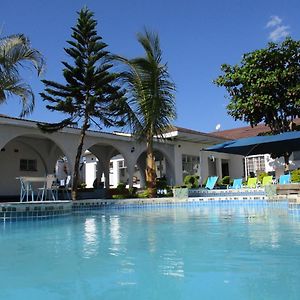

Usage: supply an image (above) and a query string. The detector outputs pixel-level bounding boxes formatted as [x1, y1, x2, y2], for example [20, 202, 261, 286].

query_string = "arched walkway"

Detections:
[83, 143, 131, 189]
[134, 148, 176, 188]
[0, 134, 70, 197]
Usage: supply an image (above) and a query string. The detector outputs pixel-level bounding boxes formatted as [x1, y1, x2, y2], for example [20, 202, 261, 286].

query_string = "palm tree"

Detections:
[0, 34, 45, 116]
[116, 30, 176, 196]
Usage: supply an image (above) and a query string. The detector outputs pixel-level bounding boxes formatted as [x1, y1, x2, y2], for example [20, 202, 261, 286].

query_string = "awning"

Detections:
[205, 131, 300, 156]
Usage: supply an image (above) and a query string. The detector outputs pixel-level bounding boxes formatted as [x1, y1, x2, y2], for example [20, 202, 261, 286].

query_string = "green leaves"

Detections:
[39, 7, 125, 132]
[115, 30, 176, 141]
[0, 33, 45, 117]
[215, 37, 300, 134]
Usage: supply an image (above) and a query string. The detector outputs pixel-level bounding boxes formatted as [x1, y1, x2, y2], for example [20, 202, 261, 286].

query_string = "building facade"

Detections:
[0, 115, 244, 197]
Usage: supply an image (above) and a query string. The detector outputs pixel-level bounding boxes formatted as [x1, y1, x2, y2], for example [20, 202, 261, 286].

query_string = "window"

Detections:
[118, 160, 126, 169]
[244, 155, 266, 177]
[20, 159, 37, 171]
[182, 155, 200, 179]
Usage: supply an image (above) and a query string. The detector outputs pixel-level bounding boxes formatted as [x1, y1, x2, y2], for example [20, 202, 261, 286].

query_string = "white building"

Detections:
[0, 115, 245, 198]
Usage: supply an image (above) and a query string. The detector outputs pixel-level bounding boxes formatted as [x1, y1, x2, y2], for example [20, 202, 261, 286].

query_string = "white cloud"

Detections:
[266, 16, 282, 28]
[266, 16, 290, 42]
[269, 25, 290, 42]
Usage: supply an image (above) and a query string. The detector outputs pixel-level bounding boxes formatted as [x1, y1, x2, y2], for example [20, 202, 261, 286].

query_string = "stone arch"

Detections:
[82, 141, 131, 189]
[0, 133, 71, 197]
[134, 146, 176, 188]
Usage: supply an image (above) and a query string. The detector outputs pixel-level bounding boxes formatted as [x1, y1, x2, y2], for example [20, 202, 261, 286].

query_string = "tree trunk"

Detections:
[71, 119, 89, 200]
[145, 136, 156, 197]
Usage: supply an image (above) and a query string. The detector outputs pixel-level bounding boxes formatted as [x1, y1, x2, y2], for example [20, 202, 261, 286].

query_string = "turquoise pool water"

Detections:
[1, 202, 300, 300]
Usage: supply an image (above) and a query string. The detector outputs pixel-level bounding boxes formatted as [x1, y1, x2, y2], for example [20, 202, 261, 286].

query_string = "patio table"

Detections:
[16, 176, 46, 202]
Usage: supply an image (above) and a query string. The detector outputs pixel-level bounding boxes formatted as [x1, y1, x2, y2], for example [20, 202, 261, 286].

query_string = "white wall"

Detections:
[0, 140, 47, 196]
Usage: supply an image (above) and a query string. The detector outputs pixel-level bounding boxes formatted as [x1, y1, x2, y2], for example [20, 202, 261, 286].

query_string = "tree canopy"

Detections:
[214, 38, 300, 134]
[115, 30, 176, 195]
[0, 34, 45, 116]
[38, 7, 125, 199]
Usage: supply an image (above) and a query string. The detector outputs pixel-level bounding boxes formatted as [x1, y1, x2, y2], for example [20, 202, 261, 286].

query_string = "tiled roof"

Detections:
[165, 125, 229, 140]
[210, 119, 300, 140]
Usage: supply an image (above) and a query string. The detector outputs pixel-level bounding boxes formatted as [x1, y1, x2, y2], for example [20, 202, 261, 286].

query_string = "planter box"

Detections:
[173, 188, 188, 199]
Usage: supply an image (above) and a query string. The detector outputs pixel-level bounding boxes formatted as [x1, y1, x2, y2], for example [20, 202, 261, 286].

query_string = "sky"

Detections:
[1, 0, 300, 133]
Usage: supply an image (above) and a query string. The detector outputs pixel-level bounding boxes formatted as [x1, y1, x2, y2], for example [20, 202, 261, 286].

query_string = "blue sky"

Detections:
[1, 0, 300, 133]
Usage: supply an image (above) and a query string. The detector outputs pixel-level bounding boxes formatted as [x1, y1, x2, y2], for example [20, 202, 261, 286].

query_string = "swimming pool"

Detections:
[1, 201, 300, 299]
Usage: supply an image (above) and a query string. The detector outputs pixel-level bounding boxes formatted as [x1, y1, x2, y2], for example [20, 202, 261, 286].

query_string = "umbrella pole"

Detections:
[284, 152, 291, 172]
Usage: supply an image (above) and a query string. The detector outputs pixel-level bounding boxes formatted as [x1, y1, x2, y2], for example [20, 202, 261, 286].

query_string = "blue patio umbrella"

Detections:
[205, 131, 300, 156]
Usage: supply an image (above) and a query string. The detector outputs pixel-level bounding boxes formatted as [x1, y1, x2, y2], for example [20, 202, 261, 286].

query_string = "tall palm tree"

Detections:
[0, 34, 45, 116]
[116, 30, 176, 196]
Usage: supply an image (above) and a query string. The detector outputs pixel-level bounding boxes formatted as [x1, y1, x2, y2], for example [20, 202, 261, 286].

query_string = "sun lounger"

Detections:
[246, 177, 257, 188]
[279, 174, 291, 184]
[228, 178, 243, 189]
[205, 176, 218, 190]
[262, 176, 273, 186]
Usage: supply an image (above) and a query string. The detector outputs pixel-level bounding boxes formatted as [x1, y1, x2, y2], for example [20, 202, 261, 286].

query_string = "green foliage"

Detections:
[38, 7, 125, 133]
[137, 189, 151, 198]
[114, 30, 176, 196]
[116, 182, 126, 192]
[108, 185, 138, 199]
[183, 175, 199, 188]
[128, 187, 137, 197]
[221, 176, 230, 185]
[0, 34, 45, 116]
[214, 38, 300, 135]
[37, 7, 125, 199]
[78, 182, 87, 189]
[156, 177, 168, 189]
[112, 194, 127, 199]
[258, 172, 268, 184]
[291, 169, 300, 183]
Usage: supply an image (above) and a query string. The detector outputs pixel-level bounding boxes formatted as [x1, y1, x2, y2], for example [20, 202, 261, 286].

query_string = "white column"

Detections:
[216, 157, 222, 179]
[127, 164, 135, 189]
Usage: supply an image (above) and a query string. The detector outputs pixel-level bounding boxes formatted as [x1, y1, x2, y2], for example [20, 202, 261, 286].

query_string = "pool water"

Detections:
[1, 202, 300, 300]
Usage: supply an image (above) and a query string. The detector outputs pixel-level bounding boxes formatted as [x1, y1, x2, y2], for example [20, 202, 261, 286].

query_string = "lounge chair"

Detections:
[262, 176, 273, 186]
[246, 177, 257, 188]
[228, 178, 243, 189]
[205, 176, 218, 190]
[279, 174, 291, 184]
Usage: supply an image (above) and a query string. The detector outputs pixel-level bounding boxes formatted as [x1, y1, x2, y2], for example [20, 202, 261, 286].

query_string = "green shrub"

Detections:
[112, 194, 127, 199]
[258, 172, 268, 184]
[117, 182, 126, 192]
[78, 182, 87, 190]
[137, 189, 151, 198]
[156, 177, 168, 189]
[291, 169, 300, 183]
[221, 176, 230, 185]
[128, 187, 137, 197]
[183, 175, 199, 188]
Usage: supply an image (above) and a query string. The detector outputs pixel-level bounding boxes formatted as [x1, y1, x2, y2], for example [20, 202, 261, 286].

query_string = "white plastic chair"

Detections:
[17, 177, 34, 202]
[37, 174, 56, 201]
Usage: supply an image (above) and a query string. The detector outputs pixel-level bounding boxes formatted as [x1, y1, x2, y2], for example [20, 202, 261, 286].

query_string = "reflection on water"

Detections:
[160, 250, 185, 278]
[109, 215, 121, 256]
[83, 218, 98, 258]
